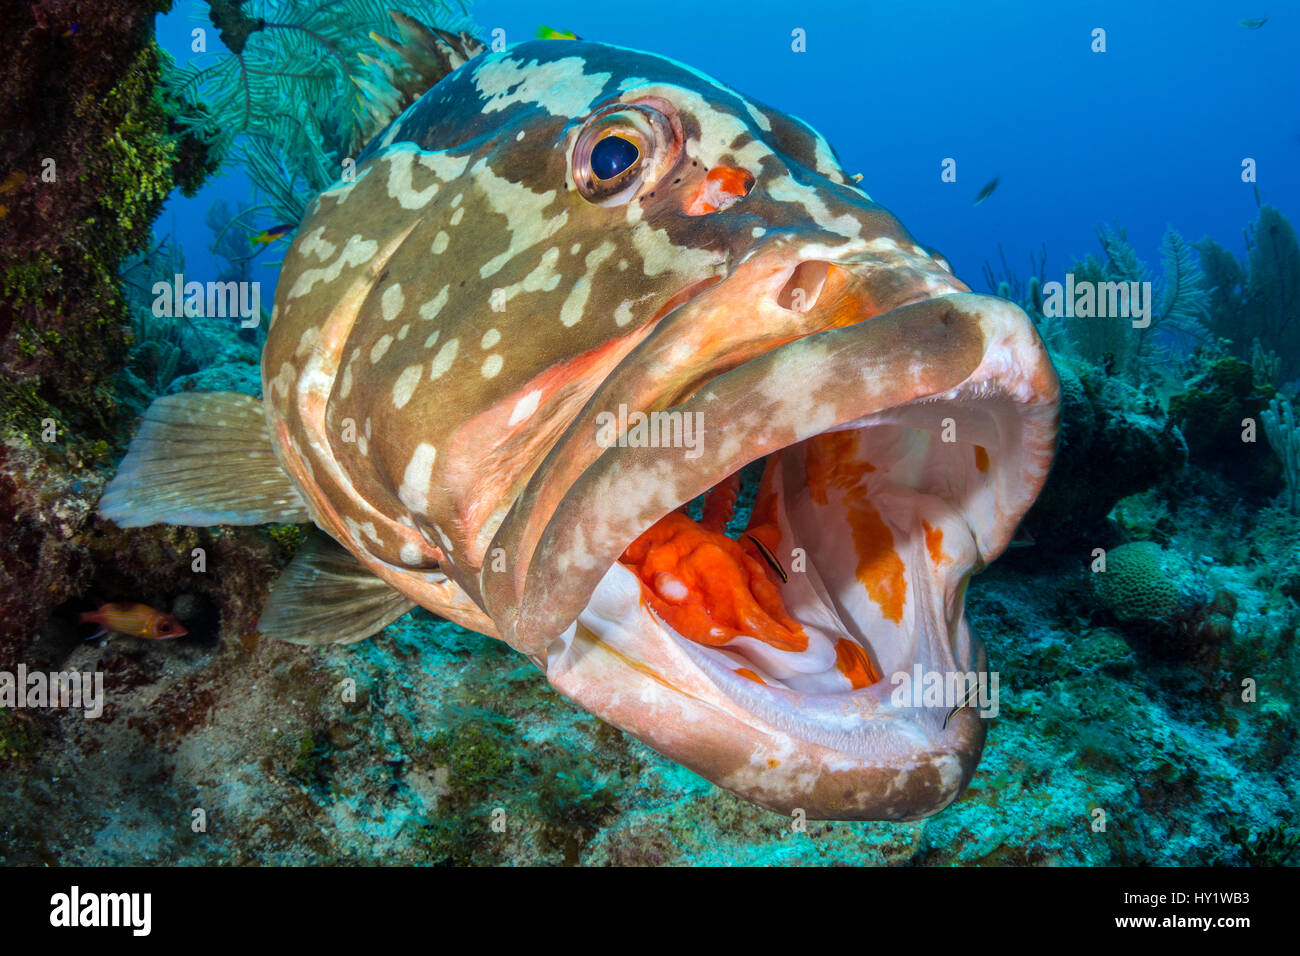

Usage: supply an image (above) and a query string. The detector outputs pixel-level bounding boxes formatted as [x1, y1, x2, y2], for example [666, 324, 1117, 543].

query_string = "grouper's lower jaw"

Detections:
[547, 560, 988, 821]
[537, 293, 1059, 820]
[542, 439, 989, 820]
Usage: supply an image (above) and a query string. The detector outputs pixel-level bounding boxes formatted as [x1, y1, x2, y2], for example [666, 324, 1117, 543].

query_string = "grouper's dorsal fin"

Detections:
[353, 10, 485, 145]
[259, 531, 416, 645]
[98, 393, 312, 528]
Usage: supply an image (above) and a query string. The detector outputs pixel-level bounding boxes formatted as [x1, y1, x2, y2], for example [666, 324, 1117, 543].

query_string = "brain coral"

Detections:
[1094, 541, 1183, 621]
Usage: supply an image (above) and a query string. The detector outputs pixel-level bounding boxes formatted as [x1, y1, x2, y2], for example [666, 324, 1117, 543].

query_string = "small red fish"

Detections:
[80, 602, 187, 640]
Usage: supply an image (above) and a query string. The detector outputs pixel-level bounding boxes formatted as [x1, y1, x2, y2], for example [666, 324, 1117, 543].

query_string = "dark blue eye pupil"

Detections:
[591, 136, 639, 180]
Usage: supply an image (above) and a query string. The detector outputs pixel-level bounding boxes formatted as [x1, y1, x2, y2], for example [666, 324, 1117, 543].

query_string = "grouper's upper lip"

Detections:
[479, 283, 1059, 659]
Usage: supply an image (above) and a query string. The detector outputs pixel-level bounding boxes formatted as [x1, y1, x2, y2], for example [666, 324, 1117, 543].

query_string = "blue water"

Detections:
[153, 0, 1299, 295]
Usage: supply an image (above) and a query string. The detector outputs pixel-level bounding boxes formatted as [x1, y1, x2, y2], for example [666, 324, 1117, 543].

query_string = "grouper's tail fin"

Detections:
[98, 392, 312, 528]
[259, 531, 415, 644]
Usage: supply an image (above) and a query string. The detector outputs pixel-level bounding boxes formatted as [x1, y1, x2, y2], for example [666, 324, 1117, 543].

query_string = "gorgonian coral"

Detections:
[165, 0, 479, 223]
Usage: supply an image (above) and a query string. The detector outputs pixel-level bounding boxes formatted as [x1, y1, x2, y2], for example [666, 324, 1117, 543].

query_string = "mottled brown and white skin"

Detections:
[103, 34, 1059, 821]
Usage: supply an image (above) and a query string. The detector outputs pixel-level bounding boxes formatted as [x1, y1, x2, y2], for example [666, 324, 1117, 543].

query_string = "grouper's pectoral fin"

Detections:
[259, 531, 415, 645]
[98, 393, 312, 527]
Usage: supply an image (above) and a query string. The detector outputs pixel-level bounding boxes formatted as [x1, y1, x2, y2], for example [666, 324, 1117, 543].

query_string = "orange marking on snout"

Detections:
[974, 444, 990, 473]
[684, 166, 755, 215]
[923, 520, 946, 565]
[834, 637, 880, 688]
[735, 667, 767, 685]
[621, 511, 807, 652]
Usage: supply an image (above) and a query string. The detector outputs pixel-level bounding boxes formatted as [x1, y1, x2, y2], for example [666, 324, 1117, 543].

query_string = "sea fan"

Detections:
[120, 237, 214, 391]
[1056, 224, 1145, 377]
[1155, 226, 1210, 334]
[165, 0, 479, 223]
[1056, 224, 1208, 381]
[1096, 222, 1149, 285]
[1195, 206, 1300, 383]
[1243, 206, 1300, 381]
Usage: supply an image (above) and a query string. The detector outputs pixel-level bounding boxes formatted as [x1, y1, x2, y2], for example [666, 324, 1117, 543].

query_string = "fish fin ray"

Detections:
[98, 392, 312, 527]
[259, 532, 415, 645]
[353, 12, 485, 146]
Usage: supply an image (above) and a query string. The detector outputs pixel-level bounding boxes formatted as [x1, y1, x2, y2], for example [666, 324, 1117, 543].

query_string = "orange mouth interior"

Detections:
[618, 463, 880, 689]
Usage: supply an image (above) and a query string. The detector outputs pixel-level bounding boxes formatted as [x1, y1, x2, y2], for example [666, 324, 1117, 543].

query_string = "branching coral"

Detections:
[1261, 397, 1300, 514]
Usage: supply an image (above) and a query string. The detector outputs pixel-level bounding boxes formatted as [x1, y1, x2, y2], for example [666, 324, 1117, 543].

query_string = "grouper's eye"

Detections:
[591, 136, 639, 180]
[572, 98, 682, 206]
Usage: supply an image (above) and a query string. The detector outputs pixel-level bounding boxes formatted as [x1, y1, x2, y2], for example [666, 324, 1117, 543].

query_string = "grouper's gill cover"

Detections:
[115, 35, 1060, 821]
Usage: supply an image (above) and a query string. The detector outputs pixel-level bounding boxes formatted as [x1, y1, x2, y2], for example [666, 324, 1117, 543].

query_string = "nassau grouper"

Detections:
[100, 16, 1059, 820]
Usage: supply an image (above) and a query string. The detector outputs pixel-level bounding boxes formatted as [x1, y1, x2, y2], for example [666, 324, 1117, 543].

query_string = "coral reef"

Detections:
[0, 1, 1294, 870]
[0, 577, 1291, 866]
[1034, 225, 1209, 383]
[1019, 355, 1187, 546]
[1168, 354, 1281, 498]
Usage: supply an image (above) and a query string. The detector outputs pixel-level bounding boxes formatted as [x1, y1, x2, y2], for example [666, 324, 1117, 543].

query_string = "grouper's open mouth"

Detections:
[481, 259, 1060, 821]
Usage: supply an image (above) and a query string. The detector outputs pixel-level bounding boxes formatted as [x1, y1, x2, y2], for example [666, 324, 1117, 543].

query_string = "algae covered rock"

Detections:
[1023, 357, 1187, 546]
[1111, 490, 1173, 541]
[1168, 355, 1281, 497]
[0, 1, 217, 654]
[1066, 628, 1138, 677]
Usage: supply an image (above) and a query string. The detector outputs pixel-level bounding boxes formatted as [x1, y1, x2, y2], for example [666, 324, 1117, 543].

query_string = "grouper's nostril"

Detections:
[776, 260, 831, 312]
